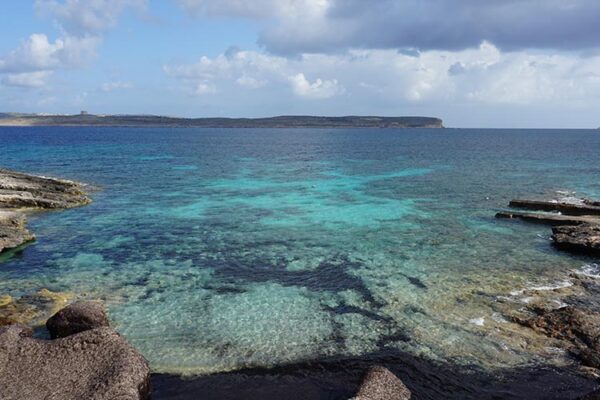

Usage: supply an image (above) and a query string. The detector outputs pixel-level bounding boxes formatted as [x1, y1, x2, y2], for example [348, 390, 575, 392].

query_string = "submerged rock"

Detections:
[0, 314, 150, 400]
[552, 224, 600, 256]
[353, 366, 411, 400]
[0, 289, 72, 328]
[46, 301, 110, 339]
[512, 306, 600, 369]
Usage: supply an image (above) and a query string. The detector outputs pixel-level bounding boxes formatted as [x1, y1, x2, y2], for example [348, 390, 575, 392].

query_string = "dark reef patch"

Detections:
[210, 254, 383, 307]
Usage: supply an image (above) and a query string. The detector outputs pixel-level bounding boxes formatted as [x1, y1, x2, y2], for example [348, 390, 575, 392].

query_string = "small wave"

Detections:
[578, 263, 600, 279]
[529, 280, 573, 291]
[469, 317, 485, 326]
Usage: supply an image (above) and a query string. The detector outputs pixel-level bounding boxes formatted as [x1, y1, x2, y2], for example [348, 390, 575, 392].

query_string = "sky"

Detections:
[1, 1, 600, 128]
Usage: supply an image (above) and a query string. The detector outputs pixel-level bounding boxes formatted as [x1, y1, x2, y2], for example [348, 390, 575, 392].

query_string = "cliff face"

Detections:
[0, 114, 443, 128]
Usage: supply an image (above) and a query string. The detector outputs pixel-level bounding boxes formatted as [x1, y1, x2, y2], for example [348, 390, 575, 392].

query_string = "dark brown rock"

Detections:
[46, 301, 110, 339]
[513, 306, 600, 368]
[0, 325, 150, 400]
[552, 224, 600, 256]
[354, 366, 411, 400]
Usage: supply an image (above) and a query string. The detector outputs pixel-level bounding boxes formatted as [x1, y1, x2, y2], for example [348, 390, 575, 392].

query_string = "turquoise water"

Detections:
[1, 127, 600, 375]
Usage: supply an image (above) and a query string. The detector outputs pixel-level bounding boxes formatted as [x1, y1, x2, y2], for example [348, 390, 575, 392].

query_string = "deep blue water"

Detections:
[1, 127, 599, 376]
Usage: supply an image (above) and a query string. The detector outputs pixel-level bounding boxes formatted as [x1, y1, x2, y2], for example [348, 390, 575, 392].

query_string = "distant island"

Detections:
[0, 112, 443, 129]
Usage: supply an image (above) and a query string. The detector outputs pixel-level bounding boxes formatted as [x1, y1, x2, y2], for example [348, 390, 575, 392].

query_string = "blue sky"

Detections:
[1, 1, 600, 128]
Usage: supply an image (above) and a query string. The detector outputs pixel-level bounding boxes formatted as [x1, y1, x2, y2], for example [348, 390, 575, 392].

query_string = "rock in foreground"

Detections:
[552, 224, 600, 256]
[46, 301, 110, 339]
[354, 366, 411, 400]
[0, 301, 150, 400]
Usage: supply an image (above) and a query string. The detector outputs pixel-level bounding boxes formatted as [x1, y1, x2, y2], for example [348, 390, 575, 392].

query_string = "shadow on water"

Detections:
[151, 350, 600, 400]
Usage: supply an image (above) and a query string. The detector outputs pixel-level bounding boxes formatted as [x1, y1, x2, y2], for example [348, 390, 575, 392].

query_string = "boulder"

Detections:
[46, 301, 110, 339]
[0, 324, 150, 400]
[552, 224, 600, 256]
[354, 366, 411, 400]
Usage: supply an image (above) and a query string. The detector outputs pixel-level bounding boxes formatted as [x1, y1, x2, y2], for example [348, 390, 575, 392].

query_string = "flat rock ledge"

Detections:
[352, 366, 411, 400]
[0, 302, 150, 400]
[552, 224, 600, 256]
[0, 168, 91, 253]
[0, 211, 35, 254]
[496, 197, 600, 256]
[512, 306, 600, 369]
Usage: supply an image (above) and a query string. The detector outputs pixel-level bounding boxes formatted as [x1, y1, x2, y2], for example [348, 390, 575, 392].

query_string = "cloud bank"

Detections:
[176, 0, 600, 54]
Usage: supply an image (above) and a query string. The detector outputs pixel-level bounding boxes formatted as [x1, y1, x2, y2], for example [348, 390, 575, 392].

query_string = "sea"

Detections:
[1, 127, 600, 399]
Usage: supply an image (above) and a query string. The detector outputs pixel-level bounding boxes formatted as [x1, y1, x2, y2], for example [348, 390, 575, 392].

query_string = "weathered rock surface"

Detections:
[353, 366, 411, 400]
[552, 224, 600, 256]
[497, 196, 600, 256]
[509, 199, 600, 216]
[46, 301, 110, 339]
[0, 168, 91, 254]
[496, 211, 600, 226]
[0, 168, 91, 209]
[1, 301, 150, 399]
[512, 306, 600, 369]
[0, 325, 150, 400]
[0, 211, 35, 253]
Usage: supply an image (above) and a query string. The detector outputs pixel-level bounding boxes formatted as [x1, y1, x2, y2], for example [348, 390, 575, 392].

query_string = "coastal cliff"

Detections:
[0, 113, 444, 129]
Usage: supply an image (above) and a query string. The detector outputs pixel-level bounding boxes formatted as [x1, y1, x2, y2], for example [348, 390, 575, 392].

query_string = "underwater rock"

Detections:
[552, 224, 600, 256]
[0, 322, 150, 400]
[46, 301, 110, 339]
[0, 289, 72, 328]
[512, 306, 600, 369]
[353, 366, 411, 400]
[0, 211, 35, 253]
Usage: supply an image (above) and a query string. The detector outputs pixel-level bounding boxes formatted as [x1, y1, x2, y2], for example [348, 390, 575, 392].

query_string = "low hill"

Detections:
[0, 113, 443, 128]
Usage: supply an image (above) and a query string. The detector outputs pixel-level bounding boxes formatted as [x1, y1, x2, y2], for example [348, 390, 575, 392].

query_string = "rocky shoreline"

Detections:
[3, 172, 600, 398]
[0, 168, 91, 254]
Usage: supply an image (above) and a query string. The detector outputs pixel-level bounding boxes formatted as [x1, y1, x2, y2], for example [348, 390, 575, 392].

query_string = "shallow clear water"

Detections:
[1, 127, 599, 375]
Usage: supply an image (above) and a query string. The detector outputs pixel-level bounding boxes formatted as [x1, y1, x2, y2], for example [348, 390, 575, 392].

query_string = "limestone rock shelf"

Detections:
[496, 196, 600, 256]
[0, 168, 91, 253]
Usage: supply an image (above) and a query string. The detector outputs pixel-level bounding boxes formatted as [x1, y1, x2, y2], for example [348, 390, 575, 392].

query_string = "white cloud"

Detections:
[1, 71, 53, 88]
[164, 43, 600, 107]
[289, 73, 343, 99]
[0, 33, 100, 87]
[35, 0, 148, 35]
[100, 81, 133, 92]
[195, 82, 217, 95]
[236, 75, 267, 89]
